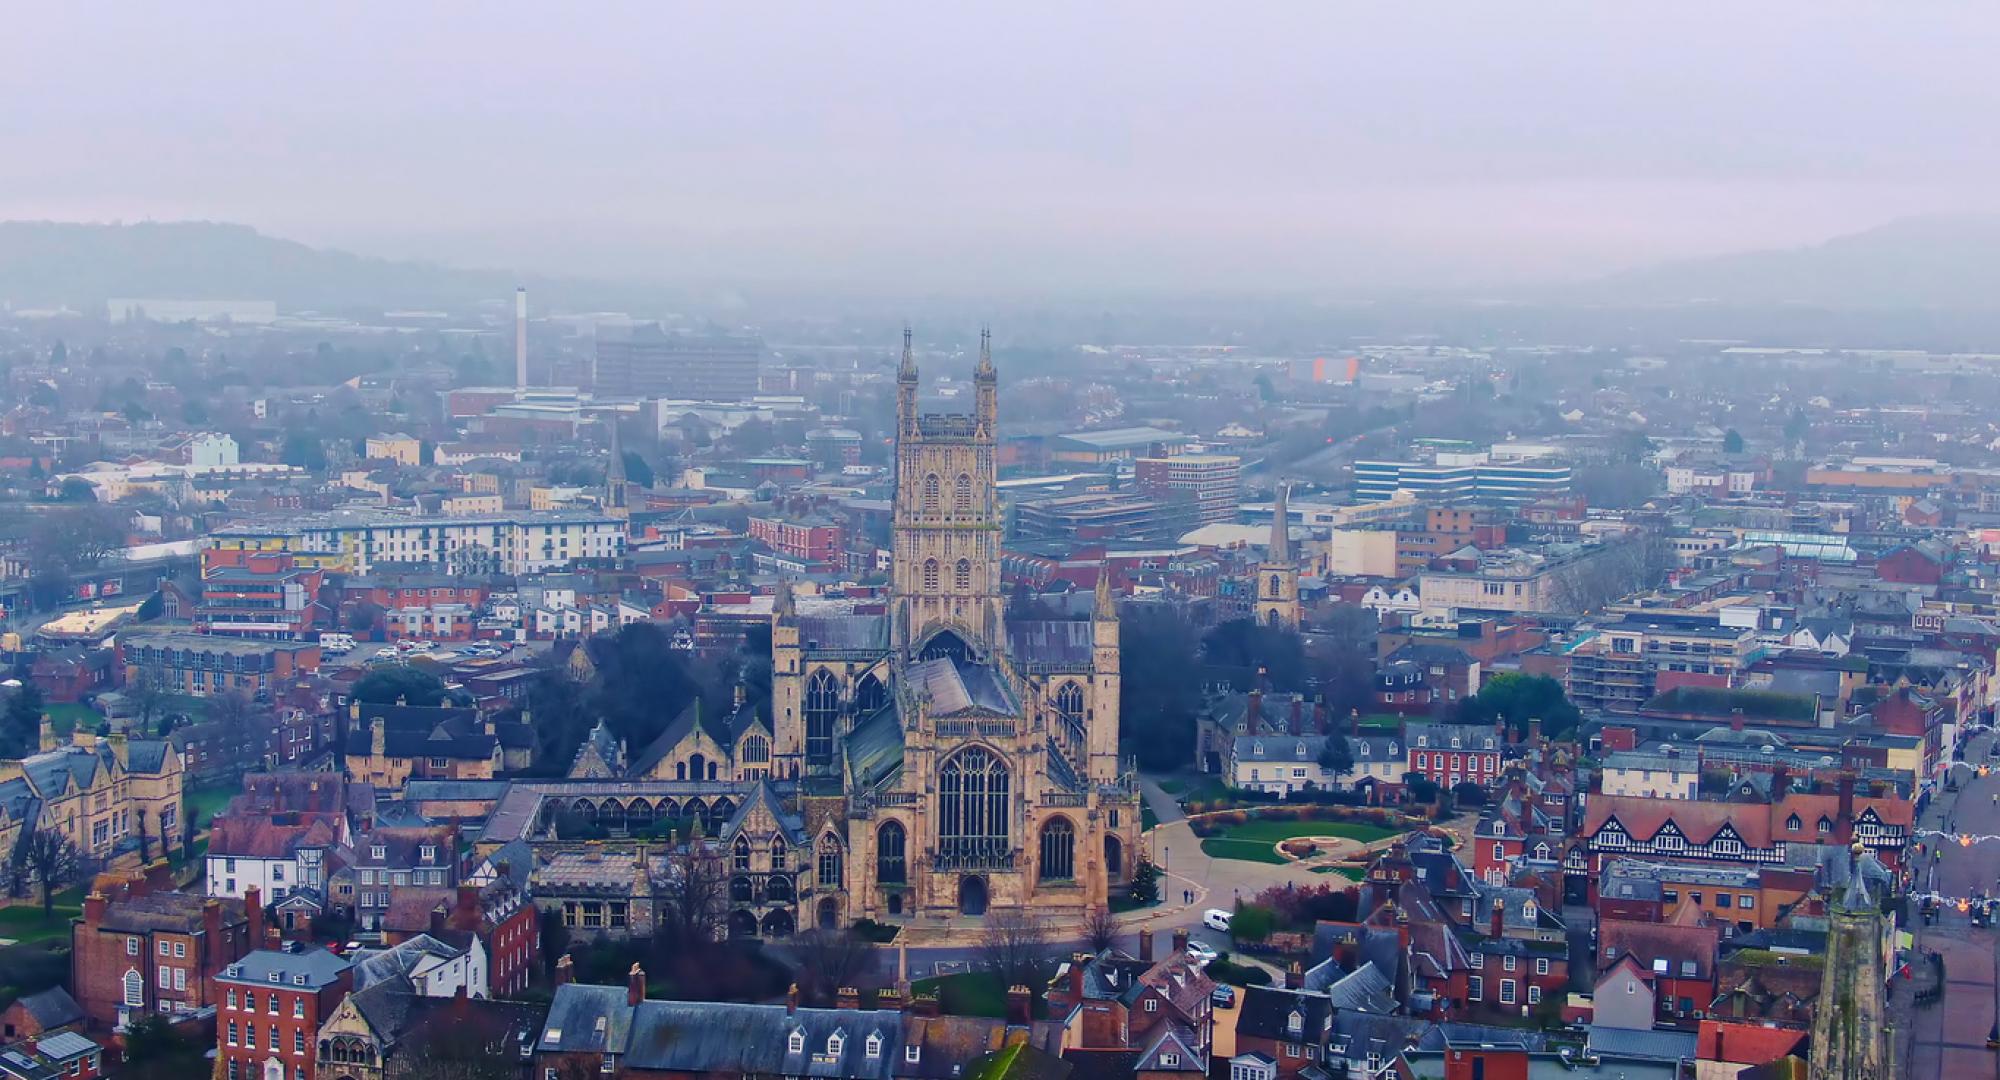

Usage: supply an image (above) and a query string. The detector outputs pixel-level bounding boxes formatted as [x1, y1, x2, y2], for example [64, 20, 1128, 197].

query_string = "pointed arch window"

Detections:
[939, 747, 1011, 858]
[1269, 574, 1284, 598]
[877, 820, 907, 884]
[817, 835, 843, 889]
[1055, 682, 1087, 769]
[954, 473, 973, 515]
[954, 559, 972, 592]
[923, 559, 940, 593]
[805, 670, 840, 772]
[1040, 817, 1076, 881]
[855, 672, 887, 715]
[734, 837, 752, 871]
[922, 474, 941, 515]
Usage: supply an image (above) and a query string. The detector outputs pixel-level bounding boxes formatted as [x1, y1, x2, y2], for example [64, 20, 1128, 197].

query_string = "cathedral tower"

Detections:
[891, 327, 1004, 657]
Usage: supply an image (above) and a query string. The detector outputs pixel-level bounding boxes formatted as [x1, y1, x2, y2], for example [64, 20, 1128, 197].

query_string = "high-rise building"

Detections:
[1354, 459, 1571, 504]
[593, 322, 763, 400]
[1135, 453, 1241, 525]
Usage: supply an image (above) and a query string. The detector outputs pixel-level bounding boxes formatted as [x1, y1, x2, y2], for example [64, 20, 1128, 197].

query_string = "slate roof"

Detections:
[11, 987, 82, 1029]
[220, 946, 353, 988]
[845, 705, 905, 791]
[95, 892, 247, 935]
[1006, 620, 1094, 668]
[907, 656, 1018, 715]
[542, 986, 911, 1078]
[1322, 962, 1397, 1014]
[350, 933, 464, 989]
[723, 780, 807, 844]
[1234, 985, 1330, 1042]
[796, 614, 890, 655]
[1585, 1025, 1698, 1063]
[351, 704, 499, 761]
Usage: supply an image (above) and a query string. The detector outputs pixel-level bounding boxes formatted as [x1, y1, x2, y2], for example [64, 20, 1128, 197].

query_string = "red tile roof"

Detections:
[1696, 1019, 1805, 1064]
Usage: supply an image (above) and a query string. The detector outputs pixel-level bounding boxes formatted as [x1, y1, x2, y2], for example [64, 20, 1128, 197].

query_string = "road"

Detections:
[1904, 731, 2000, 1080]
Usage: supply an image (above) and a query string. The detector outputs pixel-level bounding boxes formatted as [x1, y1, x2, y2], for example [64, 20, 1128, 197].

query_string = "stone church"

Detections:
[565, 328, 1141, 928]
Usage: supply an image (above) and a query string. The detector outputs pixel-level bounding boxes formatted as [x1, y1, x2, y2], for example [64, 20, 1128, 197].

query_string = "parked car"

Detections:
[1203, 908, 1233, 932]
[1185, 941, 1219, 966]
[1210, 985, 1237, 1008]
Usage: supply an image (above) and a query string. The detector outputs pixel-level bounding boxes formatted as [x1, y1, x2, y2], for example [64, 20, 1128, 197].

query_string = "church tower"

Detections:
[603, 416, 630, 521]
[1809, 843, 1893, 1079]
[891, 326, 1004, 657]
[1253, 482, 1300, 629]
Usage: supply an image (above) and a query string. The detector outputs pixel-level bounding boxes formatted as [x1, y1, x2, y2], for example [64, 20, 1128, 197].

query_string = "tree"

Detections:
[1316, 732, 1355, 775]
[1722, 428, 1745, 454]
[127, 668, 171, 737]
[587, 623, 706, 752]
[658, 839, 729, 948]
[977, 908, 1052, 991]
[1128, 857, 1161, 905]
[1083, 906, 1119, 953]
[1202, 618, 1307, 692]
[622, 450, 656, 488]
[10, 829, 82, 916]
[793, 928, 870, 1006]
[56, 477, 96, 502]
[121, 1014, 207, 1080]
[1229, 902, 1275, 942]
[1120, 609, 1202, 771]
[1783, 406, 1811, 445]
[279, 432, 328, 471]
[1456, 672, 1581, 741]
[0, 684, 44, 758]
[1453, 781, 1488, 808]
[353, 666, 448, 706]
[402, 1005, 535, 1080]
[23, 505, 126, 606]
[209, 690, 260, 773]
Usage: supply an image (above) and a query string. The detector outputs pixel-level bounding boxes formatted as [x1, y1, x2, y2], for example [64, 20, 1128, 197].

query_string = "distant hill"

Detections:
[1575, 215, 2000, 309]
[0, 220, 614, 314]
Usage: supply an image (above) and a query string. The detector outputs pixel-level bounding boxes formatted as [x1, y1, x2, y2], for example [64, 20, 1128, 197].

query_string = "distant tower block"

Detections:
[515, 286, 529, 388]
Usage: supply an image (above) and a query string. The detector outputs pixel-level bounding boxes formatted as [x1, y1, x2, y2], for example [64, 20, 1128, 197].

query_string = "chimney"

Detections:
[1290, 698, 1304, 734]
[143, 858, 174, 892]
[1769, 764, 1789, 796]
[1490, 897, 1505, 940]
[1247, 681, 1264, 733]
[1315, 696, 1330, 735]
[453, 883, 481, 929]
[1284, 962, 1303, 990]
[1837, 770, 1856, 829]
[554, 954, 574, 988]
[1005, 985, 1032, 1025]
[514, 286, 529, 388]
[910, 993, 941, 1018]
[836, 986, 862, 1010]
[82, 891, 107, 927]
[1138, 928, 1155, 963]
[1171, 928, 1190, 955]
[786, 983, 800, 1015]
[1729, 708, 1745, 732]
[1350, 708, 1361, 737]
[1068, 953, 1089, 1000]
[244, 886, 264, 945]
[1527, 718, 1541, 744]
[203, 897, 222, 947]
[877, 988, 904, 1012]
[627, 963, 646, 1006]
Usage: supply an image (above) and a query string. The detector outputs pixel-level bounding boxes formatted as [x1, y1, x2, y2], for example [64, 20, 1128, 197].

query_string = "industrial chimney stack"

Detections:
[514, 286, 529, 388]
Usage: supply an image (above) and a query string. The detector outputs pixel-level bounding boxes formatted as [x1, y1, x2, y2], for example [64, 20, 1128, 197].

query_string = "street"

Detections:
[1904, 730, 2000, 1080]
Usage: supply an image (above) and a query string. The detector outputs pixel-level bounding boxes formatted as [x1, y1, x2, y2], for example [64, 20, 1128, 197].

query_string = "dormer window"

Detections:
[1417, 735, 1428, 747]
[1162, 1053, 1180, 1067]
[1253, 742, 1264, 756]
[1287, 1010, 1303, 1034]
[1785, 814, 1802, 832]
[268, 973, 281, 983]
[864, 1033, 882, 1059]
[788, 1030, 805, 1055]
[905, 1045, 921, 1064]
[1817, 817, 1832, 835]
[1523, 900, 1536, 921]
[1295, 743, 1306, 759]
[420, 845, 437, 862]
[371, 846, 387, 860]
[1359, 743, 1370, 757]
[826, 1032, 845, 1058]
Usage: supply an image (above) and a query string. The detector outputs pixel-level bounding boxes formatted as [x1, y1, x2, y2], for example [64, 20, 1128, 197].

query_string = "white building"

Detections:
[1599, 751, 1698, 800]
[349, 933, 490, 999]
[209, 511, 627, 575]
[188, 433, 240, 469]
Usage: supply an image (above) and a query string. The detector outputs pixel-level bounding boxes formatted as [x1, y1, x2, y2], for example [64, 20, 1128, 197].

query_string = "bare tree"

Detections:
[208, 690, 261, 775]
[793, 928, 870, 1006]
[978, 908, 1054, 990]
[127, 669, 170, 737]
[657, 839, 729, 946]
[9, 829, 83, 916]
[1083, 906, 1119, 954]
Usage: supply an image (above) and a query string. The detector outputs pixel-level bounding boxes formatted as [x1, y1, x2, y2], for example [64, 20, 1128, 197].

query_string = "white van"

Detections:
[1203, 908, 1233, 932]
[318, 633, 355, 654]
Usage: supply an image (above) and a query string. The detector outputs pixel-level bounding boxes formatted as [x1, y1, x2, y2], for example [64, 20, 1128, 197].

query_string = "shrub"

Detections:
[1230, 902, 1276, 941]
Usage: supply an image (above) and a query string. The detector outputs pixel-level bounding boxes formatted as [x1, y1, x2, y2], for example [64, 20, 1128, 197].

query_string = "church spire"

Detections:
[898, 323, 917, 381]
[1268, 482, 1291, 563]
[976, 325, 995, 380]
[604, 417, 629, 518]
[774, 578, 796, 619]
[1093, 565, 1116, 621]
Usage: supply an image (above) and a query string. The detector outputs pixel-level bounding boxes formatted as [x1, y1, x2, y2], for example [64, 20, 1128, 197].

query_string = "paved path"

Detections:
[1903, 730, 2000, 1080]
[1139, 777, 1188, 826]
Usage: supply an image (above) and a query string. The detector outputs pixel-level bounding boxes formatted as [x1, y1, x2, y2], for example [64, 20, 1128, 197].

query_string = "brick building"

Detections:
[116, 632, 321, 699]
[747, 515, 846, 570]
[72, 879, 255, 1034]
[216, 946, 355, 1080]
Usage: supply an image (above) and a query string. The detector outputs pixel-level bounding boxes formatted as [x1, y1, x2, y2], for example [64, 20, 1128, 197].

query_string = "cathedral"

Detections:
[560, 327, 1140, 928]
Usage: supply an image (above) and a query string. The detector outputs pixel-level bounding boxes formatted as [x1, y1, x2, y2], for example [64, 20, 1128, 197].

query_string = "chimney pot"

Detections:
[786, 983, 800, 1015]
[1005, 985, 1033, 1025]
[1138, 928, 1155, 963]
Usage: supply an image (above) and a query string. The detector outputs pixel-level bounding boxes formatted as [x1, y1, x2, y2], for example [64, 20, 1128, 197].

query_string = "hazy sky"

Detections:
[4, 2, 1996, 296]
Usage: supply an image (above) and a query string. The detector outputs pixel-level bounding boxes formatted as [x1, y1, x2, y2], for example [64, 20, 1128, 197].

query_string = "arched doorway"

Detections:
[816, 897, 840, 929]
[1104, 835, 1123, 877]
[958, 876, 989, 917]
[727, 910, 758, 939]
[761, 908, 794, 937]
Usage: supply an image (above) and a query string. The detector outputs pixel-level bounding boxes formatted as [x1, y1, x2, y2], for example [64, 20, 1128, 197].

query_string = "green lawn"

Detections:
[0, 904, 81, 945]
[1199, 820, 1402, 865]
[42, 703, 103, 737]
[1311, 866, 1365, 880]
[185, 781, 238, 828]
[909, 972, 1047, 1019]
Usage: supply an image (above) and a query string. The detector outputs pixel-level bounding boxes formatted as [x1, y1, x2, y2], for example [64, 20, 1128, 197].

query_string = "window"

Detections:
[294, 999, 305, 1019]
[905, 1046, 920, 1064]
[954, 559, 972, 592]
[805, 669, 840, 771]
[1039, 818, 1076, 882]
[1503, 955, 1516, 972]
[1492, 843, 1504, 861]
[174, 968, 186, 991]
[228, 991, 238, 1010]
[818, 836, 843, 889]
[922, 475, 941, 515]
[245, 1025, 257, 1050]
[371, 846, 386, 860]
[228, 1021, 239, 1046]
[1145, 998, 1159, 1012]
[1161, 1054, 1180, 1067]
[1287, 1011, 1303, 1035]
[294, 1031, 305, 1053]
[865, 1032, 882, 1059]
[1500, 979, 1516, 1005]
[126, 938, 139, 956]
[420, 845, 437, 862]
[1681, 960, 1698, 977]
[1738, 895, 1755, 910]
[1468, 975, 1483, 1001]
[734, 837, 753, 872]
[1469, 952, 1483, 969]
[157, 967, 171, 990]
[1528, 985, 1542, 1005]
[246, 993, 256, 1012]
[938, 747, 1010, 857]
[1535, 957, 1550, 976]
[159, 941, 171, 956]
[174, 941, 186, 958]
[877, 821, 907, 884]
